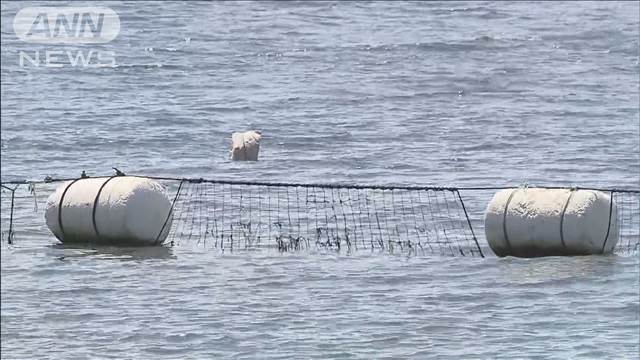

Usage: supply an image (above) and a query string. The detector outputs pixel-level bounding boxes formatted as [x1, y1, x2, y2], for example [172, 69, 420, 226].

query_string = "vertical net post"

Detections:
[154, 179, 184, 246]
[455, 189, 484, 258]
[8, 186, 16, 244]
[1, 184, 19, 244]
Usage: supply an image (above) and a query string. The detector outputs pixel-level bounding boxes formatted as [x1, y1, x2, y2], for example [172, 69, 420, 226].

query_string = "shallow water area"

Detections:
[1, 1, 639, 358]
[2, 241, 639, 358]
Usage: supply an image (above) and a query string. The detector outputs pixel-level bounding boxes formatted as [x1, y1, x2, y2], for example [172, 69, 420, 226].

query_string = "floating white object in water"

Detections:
[484, 188, 618, 257]
[44, 176, 172, 246]
[230, 130, 261, 161]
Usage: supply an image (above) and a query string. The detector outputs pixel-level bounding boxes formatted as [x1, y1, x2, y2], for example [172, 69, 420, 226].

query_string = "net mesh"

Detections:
[1, 177, 639, 257]
[163, 181, 482, 256]
[614, 191, 640, 255]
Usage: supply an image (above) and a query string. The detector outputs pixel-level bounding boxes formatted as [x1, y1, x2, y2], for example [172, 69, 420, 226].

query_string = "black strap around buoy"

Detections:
[501, 188, 517, 254]
[242, 137, 248, 160]
[601, 191, 615, 254]
[57, 178, 84, 242]
[502, 189, 519, 255]
[91, 176, 118, 242]
[559, 189, 576, 251]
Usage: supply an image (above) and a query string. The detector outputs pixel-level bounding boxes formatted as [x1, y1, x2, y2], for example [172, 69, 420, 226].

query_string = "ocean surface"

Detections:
[1, 1, 639, 358]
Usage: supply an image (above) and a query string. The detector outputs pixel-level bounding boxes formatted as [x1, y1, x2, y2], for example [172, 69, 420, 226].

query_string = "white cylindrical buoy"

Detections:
[45, 176, 173, 246]
[484, 188, 618, 257]
[230, 130, 261, 161]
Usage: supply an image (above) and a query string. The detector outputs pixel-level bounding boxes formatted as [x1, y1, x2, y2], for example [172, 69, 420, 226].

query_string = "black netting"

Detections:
[613, 191, 640, 255]
[1, 177, 639, 257]
[161, 181, 483, 256]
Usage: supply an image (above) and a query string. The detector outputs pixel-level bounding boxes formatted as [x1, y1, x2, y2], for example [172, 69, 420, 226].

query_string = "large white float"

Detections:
[45, 176, 173, 246]
[484, 188, 617, 257]
[230, 130, 262, 161]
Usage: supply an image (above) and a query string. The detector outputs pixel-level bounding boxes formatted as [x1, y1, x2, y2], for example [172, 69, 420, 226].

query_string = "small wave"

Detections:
[194, 106, 252, 113]
[475, 35, 495, 42]
[349, 39, 523, 54]
[428, 6, 510, 19]
[144, 47, 182, 53]
[112, 63, 181, 70]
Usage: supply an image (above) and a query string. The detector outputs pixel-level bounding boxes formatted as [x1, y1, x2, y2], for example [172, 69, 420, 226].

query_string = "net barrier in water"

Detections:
[1, 174, 639, 257]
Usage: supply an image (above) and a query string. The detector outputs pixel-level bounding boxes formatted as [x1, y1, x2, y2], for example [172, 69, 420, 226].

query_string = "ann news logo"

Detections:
[13, 7, 120, 67]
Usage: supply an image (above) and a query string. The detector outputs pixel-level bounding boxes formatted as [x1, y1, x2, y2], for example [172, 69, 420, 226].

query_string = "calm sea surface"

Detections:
[1, 1, 639, 358]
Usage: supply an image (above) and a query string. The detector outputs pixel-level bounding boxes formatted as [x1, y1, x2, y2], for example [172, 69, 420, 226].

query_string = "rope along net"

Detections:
[1, 177, 639, 256]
